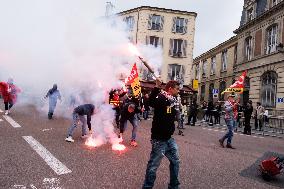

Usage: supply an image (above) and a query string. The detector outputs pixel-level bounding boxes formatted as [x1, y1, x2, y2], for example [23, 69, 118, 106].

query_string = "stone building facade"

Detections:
[118, 6, 197, 85]
[193, 37, 238, 104]
[234, 0, 284, 112]
[194, 0, 284, 113]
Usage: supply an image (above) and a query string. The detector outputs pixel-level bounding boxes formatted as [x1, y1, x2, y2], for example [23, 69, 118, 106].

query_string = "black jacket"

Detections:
[73, 104, 95, 128]
[120, 102, 140, 122]
[149, 87, 176, 141]
[243, 104, 253, 118]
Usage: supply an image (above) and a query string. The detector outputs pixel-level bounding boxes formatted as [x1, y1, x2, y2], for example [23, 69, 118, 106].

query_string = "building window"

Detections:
[142, 70, 155, 81]
[219, 81, 226, 101]
[148, 14, 164, 31]
[221, 50, 227, 72]
[195, 64, 200, 79]
[169, 39, 187, 57]
[200, 85, 205, 102]
[261, 71, 277, 107]
[266, 24, 278, 54]
[210, 56, 216, 75]
[245, 37, 253, 60]
[172, 17, 188, 34]
[272, 0, 281, 7]
[167, 64, 185, 82]
[246, 8, 254, 22]
[146, 36, 163, 47]
[202, 60, 207, 78]
[124, 16, 135, 31]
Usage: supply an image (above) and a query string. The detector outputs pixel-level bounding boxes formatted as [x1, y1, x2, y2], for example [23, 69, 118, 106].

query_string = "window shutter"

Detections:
[146, 36, 150, 45]
[169, 39, 174, 56]
[172, 17, 177, 33]
[183, 19, 188, 34]
[168, 65, 172, 80]
[158, 37, 163, 47]
[182, 40, 187, 57]
[131, 17, 135, 31]
[160, 16, 164, 31]
[148, 14, 153, 29]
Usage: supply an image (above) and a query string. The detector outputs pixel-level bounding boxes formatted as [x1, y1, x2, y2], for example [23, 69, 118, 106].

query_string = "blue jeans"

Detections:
[48, 99, 57, 114]
[142, 138, 180, 189]
[120, 116, 138, 140]
[67, 113, 87, 137]
[221, 119, 235, 145]
[143, 110, 149, 120]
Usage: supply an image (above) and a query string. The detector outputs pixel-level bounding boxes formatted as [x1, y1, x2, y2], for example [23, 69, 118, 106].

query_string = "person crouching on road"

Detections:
[45, 84, 61, 119]
[142, 80, 180, 189]
[65, 104, 95, 143]
[119, 102, 140, 147]
[219, 94, 238, 149]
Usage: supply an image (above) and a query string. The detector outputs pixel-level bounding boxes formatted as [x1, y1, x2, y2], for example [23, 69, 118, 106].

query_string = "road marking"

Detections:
[22, 136, 72, 175]
[3, 115, 21, 128]
[0, 108, 3, 113]
[0, 118, 3, 122]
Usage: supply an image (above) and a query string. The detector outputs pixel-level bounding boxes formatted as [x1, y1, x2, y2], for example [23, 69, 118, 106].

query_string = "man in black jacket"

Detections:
[65, 104, 95, 143]
[142, 80, 180, 189]
[243, 100, 253, 135]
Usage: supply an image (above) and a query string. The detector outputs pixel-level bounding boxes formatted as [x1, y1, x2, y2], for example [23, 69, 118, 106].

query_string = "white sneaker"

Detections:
[65, 136, 74, 142]
[5, 111, 9, 115]
[81, 135, 88, 139]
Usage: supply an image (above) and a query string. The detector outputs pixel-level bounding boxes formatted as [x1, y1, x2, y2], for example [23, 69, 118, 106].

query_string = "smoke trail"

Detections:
[0, 0, 162, 147]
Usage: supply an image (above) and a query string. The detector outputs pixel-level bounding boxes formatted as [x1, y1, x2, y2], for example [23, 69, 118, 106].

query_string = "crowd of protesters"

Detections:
[0, 76, 277, 188]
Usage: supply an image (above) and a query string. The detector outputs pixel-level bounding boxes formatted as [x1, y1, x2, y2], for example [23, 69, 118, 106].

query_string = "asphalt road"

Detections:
[0, 104, 283, 189]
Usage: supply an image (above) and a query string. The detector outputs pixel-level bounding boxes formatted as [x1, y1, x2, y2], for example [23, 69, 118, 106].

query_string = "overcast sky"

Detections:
[100, 0, 244, 58]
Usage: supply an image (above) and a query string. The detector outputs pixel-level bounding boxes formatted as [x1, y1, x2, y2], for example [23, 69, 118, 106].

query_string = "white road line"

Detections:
[0, 118, 3, 122]
[0, 108, 3, 113]
[3, 115, 21, 128]
[22, 136, 72, 175]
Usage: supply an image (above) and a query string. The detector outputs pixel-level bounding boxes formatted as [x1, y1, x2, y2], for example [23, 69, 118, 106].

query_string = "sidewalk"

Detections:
[191, 117, 284, 139]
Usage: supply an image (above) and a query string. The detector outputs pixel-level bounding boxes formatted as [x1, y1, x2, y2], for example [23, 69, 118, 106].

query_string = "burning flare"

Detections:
[128, 43, 141, 57]
[85, 137, 103, 148]
[112, 143, 126, 151]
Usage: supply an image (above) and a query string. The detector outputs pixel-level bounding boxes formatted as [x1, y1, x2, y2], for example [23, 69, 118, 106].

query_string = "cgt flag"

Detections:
[127, 63, 141, 97]
[221, 71, 247, 94]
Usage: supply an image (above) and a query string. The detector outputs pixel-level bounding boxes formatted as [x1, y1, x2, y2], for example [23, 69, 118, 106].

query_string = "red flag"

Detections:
[222, 71, 247, 94]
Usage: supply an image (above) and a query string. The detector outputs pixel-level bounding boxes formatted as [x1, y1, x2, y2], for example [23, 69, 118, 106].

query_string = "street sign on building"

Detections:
[212, 89, 219, 94]
[193, 79, 198, 90]
[277, 97, 284, 103]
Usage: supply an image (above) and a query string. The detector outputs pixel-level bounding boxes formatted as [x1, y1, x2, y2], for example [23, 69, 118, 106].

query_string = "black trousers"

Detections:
[243, 117, 251, 134]
[4, 101, 13, 111]
[188, 113, 197, 125]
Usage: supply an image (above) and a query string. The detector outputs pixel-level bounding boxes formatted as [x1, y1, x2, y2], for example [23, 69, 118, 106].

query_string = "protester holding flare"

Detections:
[142, 80, 181, 189]
[65, 104, 95, 143]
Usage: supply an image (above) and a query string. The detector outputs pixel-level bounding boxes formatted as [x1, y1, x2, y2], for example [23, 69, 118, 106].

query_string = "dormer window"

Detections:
[247, 8, 254, 22]
[272, 0, 280, 7]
